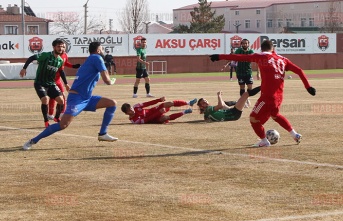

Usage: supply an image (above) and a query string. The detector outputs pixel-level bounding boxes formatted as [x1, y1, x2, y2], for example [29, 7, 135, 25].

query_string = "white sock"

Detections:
[262, 138, 269, 143]
[290, 129, 297, 137]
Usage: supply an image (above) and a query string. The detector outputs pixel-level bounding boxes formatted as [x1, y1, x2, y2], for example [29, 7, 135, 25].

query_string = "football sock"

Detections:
[32, 123, 62, 144]
[133, 87, 138, 94]
[169, 112, 183, 121]
[145, 83, 150, 94]
[99, 106, 116, 135]
[273, 114, 292, 131]
[248, 86, 261, 96]
[250, 121, 266, 139]
[240, 89, 245, 96]
[173, 100, 187, 106]
[48, 99, 55, 115]
[55, 104, 64, 119]
[41, 104, 49, 122]
[290, 129, 297, 137]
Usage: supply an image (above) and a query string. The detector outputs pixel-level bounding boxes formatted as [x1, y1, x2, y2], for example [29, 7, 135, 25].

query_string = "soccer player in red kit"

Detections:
[121, 97, 197, 124]
[48, 43, 80, 120]
[210, 40, 316, 147]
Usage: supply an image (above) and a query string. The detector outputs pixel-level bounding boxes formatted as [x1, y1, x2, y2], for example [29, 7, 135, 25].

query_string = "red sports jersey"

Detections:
[219, 52, 311, 103]
[55, 52, 73, 81]
[129, 99, 164, 124]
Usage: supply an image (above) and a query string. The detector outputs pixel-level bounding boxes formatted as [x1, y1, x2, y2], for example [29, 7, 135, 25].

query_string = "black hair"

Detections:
[52, 39, 64, 47]
[141, 37, 147, 41]
[197, 98, 205, 114]
[121, 103, 131, 113]
[89, 42, 101, 53]
[261, 40, 273, 52]
[241, 38, 249, 45]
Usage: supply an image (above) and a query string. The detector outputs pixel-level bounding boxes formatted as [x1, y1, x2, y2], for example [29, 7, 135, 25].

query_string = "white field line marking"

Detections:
[2, 125, 343, 169]
[248, 210, 343, 221]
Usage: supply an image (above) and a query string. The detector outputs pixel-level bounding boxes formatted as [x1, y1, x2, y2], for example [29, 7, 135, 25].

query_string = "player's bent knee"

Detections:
[250, 116, 259, 123]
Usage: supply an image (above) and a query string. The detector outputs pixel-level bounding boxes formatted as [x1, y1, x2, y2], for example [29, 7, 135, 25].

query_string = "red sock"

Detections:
[173, 100, 187, 107]
[48, 99, 55, 115]
[169, 112, 184, 121]
[62, 96, 67, 113]
[273, 114, 292, 132]
[250, 121, 266, 139]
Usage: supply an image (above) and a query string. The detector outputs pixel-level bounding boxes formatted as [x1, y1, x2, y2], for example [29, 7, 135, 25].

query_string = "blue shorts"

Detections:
[64, 93, 102, 117]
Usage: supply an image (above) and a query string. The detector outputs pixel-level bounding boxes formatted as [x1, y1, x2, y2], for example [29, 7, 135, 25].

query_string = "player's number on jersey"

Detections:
[268, 58, 285, 75]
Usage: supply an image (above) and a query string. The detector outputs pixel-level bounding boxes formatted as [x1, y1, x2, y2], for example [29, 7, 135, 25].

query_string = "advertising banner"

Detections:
[225, 33, 336, 54]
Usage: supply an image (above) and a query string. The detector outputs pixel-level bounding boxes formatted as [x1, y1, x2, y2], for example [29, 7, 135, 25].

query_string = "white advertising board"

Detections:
[0, 36, 24, 58]
[22, 35, 129, 58]
[128, 34, 226, 56]
[225, 33, 336, 54]
[0, 33, 337, 59]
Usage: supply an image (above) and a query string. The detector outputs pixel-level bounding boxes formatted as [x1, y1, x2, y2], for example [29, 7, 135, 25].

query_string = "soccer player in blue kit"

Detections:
[23, 42, 117, 150]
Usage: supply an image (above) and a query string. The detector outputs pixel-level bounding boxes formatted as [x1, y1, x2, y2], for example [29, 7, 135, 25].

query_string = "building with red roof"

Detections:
[0, 4, 52, 35]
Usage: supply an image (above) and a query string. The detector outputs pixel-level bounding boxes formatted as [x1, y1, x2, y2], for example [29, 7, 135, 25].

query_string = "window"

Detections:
[235, 11, 239, 15]
[309, 18, 314, 27]
[245, 20, 250, 28]
[278, 19, 283, 28]
[235, 20, 240, 25]
[301, 18, 306, 27]
[286, 19, 292, 27]
[27, 25, 39, 35]
[256, 10, 260, 15]
[267, 19, 273, 28]
[257, 20, 261, 28]
[5, 25, 18, 35]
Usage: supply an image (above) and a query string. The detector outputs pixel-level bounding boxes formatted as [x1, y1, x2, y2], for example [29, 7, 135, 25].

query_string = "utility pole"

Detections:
[143, 21, 151, 34]
[233, 23, 241, 33]
[84, 0, 89, 34]
[21, 0, 25, 35]
[109, 19, 113, 33]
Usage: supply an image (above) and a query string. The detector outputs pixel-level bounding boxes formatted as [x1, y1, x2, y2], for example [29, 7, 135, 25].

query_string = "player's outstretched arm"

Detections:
[20, 55, 37, 77]
[286, 61, 315, 96]
[214, 91, 224, 111]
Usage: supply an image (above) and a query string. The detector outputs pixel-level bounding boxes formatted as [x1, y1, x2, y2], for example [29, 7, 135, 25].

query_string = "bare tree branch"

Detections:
[119, 0, 149, 33]
[50, 12, 104, 35]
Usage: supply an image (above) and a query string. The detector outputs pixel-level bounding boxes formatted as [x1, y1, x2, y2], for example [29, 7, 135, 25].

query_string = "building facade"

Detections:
[0, 4, 51, 35]
[173, 0, 343, 33]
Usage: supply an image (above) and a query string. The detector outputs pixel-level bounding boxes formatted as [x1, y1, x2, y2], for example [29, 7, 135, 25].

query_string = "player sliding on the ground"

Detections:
[121, 97, 197, 124]
[197, 87, 260, 122]
[210, 40, 316, 147]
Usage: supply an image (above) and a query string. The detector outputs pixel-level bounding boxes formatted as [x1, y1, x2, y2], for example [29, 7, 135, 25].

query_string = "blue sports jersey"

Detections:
[71, 54, 106, 99]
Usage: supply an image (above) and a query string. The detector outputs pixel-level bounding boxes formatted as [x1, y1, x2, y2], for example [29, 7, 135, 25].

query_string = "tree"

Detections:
[120, 0, 149, 34]
[172, 0, 225, 33]
[50, 12, 104, 35]
[321, 0, 342, 33]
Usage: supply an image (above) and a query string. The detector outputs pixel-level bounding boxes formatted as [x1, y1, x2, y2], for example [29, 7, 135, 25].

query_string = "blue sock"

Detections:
[32, 123, 62, 143]
[99, 106, 116, 135]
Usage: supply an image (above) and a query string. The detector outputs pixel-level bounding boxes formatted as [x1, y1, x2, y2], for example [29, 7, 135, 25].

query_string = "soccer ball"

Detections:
[288, 75, 292, 79]
[266, 129, 280, 145]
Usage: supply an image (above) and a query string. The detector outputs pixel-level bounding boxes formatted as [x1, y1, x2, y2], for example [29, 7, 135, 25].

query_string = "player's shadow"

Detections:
[234, 143, 298, 150]
[51, 148, 228, 161]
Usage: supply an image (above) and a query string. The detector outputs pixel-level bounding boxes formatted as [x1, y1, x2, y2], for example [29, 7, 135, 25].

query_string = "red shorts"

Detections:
[145, 104, 170, 124]
[55, 80, 65, 93]
[250, 97, 281, 124]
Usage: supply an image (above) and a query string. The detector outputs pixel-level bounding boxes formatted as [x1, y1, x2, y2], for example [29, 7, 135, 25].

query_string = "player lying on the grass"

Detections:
[22, 42, 117, 150]
[197, 87, 260, 122]
[209, 40, 316, 147]
[121, 97, 197, 124]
